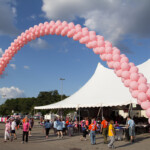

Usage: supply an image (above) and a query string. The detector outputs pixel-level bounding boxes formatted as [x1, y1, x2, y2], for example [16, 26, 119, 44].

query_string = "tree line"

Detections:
[0, 90, 68, 116]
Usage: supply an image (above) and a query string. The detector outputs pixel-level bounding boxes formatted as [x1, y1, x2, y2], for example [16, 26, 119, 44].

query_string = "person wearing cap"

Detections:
[80, 120, 88, 141]
[89, 119, 97, 145]
[101, 117, 108, 144]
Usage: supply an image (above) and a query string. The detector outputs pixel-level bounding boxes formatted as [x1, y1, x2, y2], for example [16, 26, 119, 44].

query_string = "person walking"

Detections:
[4, 120, 11, 142]
[127, 116, 135, 143]
[101, 117, 108, 144]
[89, 119, 97, 145]
[80, 120, 88, 141]
[108, 120, 115, 149]
[22, 118, 29, 144]
[44, 120, 51, 139]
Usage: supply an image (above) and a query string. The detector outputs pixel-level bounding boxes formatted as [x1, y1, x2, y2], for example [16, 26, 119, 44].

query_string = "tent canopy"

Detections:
[34, 59, 150, 110]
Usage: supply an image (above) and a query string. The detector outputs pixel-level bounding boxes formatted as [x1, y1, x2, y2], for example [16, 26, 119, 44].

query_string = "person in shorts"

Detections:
[127, 116, 135, 143]
[56, 118, 63, 138]
[11, 118, 17, 141]
[62, 119, 67, 135]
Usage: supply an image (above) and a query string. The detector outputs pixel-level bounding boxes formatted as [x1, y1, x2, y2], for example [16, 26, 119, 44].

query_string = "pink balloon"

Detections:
[124, 79, 131, 87]
[105, 41, 112, 47]
[121, 78, 125, 82]
[131, 90, 139, 98]
[115, 69, 122, 77]
[122, 71, 130, 79]
[141, 101, 150, 110]
[75, 25, 82, 32]
[107, 61, 114, 69]
[105, 54, 112, 61]
[138, 92, 147, 102]
[130, 81, 138, 90]
[113, 54, 121, 61]
[146, 108, 150, 118]
[129, 66, 139, 73]
[121, 62, 130, 71]
[79, 36, 90, 44]
[93, 48, 100, 55]
[73, 32, 83, 41]
[67, 29, 76, 38]
[130, 73, 139, 81]
[61, 21, 68, 27]
[120, 56, 129, 63]
[98, 47, 105, 54]
[89, 34, 97, 41]
[113, 62, 121, 70]
[146, 88, 150, 98]
[112, 47, 120, 55]
[97, 40, 105, 47]
[129, 62, 135, 67]
[137, 99, 142, 105]
[100, 54, 107, 61]
[105, 47, 113, 54]
[138, 76, 147, 84]
[91, 41, 97, 48]
[138, 83, 148, 92]
[61, 27, 69, 36]
[97, 35, 104, 41]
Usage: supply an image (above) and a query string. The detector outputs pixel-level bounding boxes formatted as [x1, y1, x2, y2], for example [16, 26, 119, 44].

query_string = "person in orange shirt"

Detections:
[89, 119, 97, 145]
[101, 117, 108, 144]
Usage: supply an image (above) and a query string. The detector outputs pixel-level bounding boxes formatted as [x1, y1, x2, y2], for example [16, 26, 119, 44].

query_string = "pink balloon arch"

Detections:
[0, 20, 150, 123]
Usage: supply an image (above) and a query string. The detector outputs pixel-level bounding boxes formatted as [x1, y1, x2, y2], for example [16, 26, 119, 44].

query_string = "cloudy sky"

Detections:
[0, 0, 150, 104]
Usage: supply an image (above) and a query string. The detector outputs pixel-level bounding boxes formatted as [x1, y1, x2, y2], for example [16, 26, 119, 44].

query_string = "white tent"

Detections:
[34, 59, 150, 110]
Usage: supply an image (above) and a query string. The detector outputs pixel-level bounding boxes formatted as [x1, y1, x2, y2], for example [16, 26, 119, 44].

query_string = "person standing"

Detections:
[56, 118, 63, 138]
[101, 117, 108, 144]
[4, 120, 11, 142]
[11, 118, 17, 141]
[62, 119, 67, 135]
[89, 119, 97, 145]
[44, 120, 51, 139]
[108, 120, 115, 149]
[127, 116, 135, 143]
[53, 118, 57, 135]
[22, 118, 29, 144]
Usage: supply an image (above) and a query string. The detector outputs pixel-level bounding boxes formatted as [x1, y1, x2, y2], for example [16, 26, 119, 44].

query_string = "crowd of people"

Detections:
[3, 115, 137, 149]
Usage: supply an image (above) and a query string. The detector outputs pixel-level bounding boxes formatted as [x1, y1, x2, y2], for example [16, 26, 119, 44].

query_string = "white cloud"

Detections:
[0, 0, 19, 36]
[41, 0, 150, 44]
[0, 48, 4, 57]
[0, 86, 25, 104]
[10, 64, 16, 70]
[29, 38, 51, 50]
[24, 65, 30, 70]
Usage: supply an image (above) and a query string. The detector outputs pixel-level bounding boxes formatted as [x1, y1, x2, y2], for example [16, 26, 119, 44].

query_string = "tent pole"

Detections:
[79, 108, 80, 134]
[97, 107, 101, 118]
[102, 107, 103, 120]
[130, 103, 133, 119]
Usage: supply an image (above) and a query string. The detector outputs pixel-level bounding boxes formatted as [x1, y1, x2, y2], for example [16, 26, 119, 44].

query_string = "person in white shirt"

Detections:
[11, 118, 17, 141]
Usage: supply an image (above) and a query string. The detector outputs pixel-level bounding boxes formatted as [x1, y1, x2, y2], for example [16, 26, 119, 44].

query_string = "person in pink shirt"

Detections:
[4, 120, 11, 142]
[22, 118, 30, 144]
